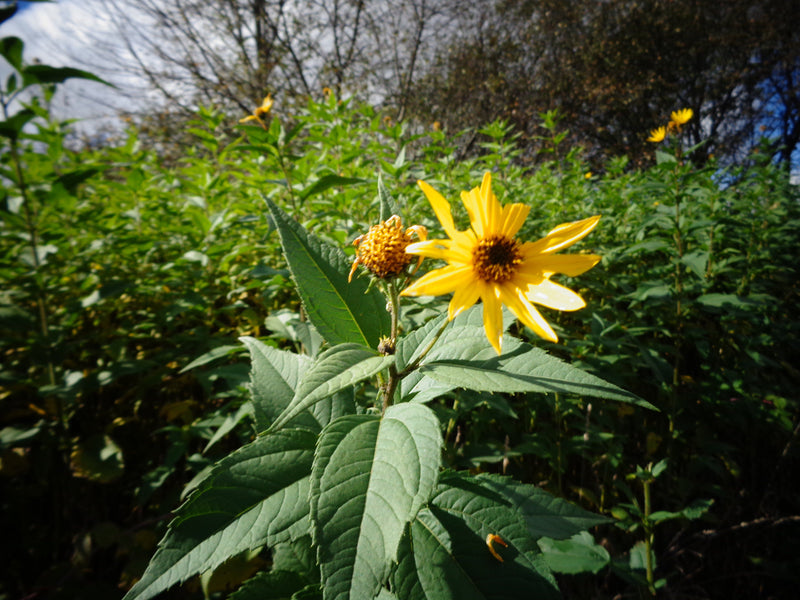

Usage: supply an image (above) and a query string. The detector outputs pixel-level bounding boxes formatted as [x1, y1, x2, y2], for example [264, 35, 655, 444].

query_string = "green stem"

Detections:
[670, 165, 684, 437]
[643, 477, 656, 595]
[8, 130, 57, 389]
[382, 283, 402, 413]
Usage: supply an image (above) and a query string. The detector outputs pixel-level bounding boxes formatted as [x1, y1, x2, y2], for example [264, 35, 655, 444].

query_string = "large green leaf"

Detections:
[393, 472, 559, 600]
[123, 430, 315, 600]
[471, 474, 611, 540]
[0, 36, 23, 71]
[311, 403, 442, 600]
[300, 174, 364, 200]
[22, 64, 111, 87]
[264, 197, 389, 347]
[537, 531, 610, 574]
[241, 336, 313, 431]
[270, 343, 393, 431]
[378, 171, 402, 221]
[419, 332, 654, 409]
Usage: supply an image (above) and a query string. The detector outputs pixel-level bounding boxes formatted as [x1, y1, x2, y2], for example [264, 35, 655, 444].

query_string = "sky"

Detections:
[0, 0, 150, 134]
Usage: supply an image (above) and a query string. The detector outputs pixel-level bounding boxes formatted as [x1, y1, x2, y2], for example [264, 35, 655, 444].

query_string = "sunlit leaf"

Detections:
[264, 196, 390, 347]
[311, 403, 442, 600]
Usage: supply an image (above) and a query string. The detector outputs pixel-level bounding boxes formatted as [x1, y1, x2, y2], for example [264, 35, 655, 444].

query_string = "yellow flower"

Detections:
[401, 172, 601, 354]
[348, 215, 427, 282]
[670, 108, 693, 125]
[647, 126, 666, 143]
[239, 94, 274, 126]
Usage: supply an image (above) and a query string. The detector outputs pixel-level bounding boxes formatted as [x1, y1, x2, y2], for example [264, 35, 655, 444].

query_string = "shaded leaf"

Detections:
[22, 64, 111, 88]
[123, 430, 315, 600]
[270, 343, 393, 432]
[537, 531, 610, 574]
[393, 472, 559, 600]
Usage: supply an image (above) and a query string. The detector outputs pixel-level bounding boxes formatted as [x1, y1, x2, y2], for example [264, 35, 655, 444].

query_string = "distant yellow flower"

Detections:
[584, 172, 593, 179]
[401, 172, 601, 354]
[647, 126, 667, 143]
[239, 94, 274, 126]
[670, 108, 693, 125]
[349, 216, 427, 282]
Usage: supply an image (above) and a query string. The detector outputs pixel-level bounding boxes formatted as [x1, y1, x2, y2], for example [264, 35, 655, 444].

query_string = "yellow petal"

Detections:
[670, 108, 692, 125]
[460, 188, 484, 237]
[480, 171, 502, 234]
[401, 265, 473, 297]
[647, 126, 666, 143]
[498, 284, 558, 342]
[418, 180, 458, 238]
[404, 239, 453, 260]
[239, 115, 259, 123]
[525, 279, 586, 311]
[522, 216, 601, 255]
[518, 254, 601, 278]
[500, 203, 530, 238]
[448, 277, 483, 320]
[481, 287, 504, 354]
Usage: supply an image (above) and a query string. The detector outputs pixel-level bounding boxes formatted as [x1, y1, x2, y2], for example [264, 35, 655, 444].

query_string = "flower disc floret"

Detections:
[473, 235, 522, 283]
[348, 215, 427, 281]
[401, 172, 601, 354]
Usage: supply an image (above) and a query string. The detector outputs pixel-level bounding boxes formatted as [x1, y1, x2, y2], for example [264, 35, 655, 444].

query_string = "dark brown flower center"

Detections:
[472, 235, 522, 283]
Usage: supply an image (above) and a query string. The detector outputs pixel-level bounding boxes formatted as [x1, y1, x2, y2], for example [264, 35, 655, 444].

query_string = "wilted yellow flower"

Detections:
[349, 216, 427, 282]
[239, 94, 274, 126]
[401, 172, 601, 354]
[670, 108, 693, 125]
[647, 126, 667, 143]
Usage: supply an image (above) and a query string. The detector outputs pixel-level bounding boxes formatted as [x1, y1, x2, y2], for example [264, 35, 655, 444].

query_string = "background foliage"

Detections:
[2, 31, 800, 599]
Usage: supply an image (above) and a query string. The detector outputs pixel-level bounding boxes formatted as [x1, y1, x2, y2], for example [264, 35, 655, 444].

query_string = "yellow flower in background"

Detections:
[647, 126, 667, 143]
[401, 172, 601, 354]
[670, 108, 693, 126]
[239, 94, 274, 126]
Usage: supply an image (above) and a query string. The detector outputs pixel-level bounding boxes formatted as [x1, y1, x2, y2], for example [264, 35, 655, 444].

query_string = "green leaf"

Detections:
[1, 6, 19, 27]
[471, 474, 611, 540]
[418, 332, 654, 409]
[378, 172, 402, 221]
[241, 336, 313, 431]
[180, 344, 244, 373]
[393, 472, 559, 600]
[228, 570, 308, 600]
[0, 36, 23, 72]
[311, 403, 442, 600]
[22, 64, 112, 88]
[70, 434, 124, 483]
[696, 293, 755, 309]
[123, 429, 315, 600]
[300, 174, 364, 200]
[537, 531, 610, 574]
[264, 196, 390, 347]
[270, 343, 393, 432]
[0, 108, 35, 140]
[655, 150, 678, 165]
